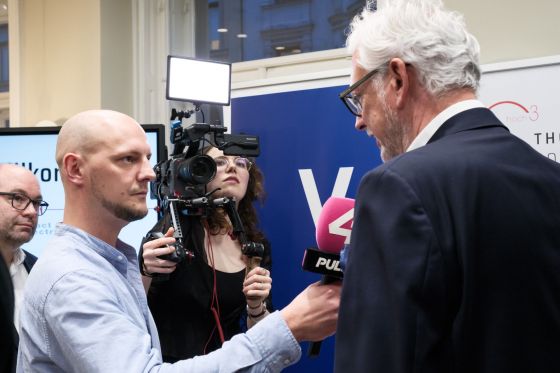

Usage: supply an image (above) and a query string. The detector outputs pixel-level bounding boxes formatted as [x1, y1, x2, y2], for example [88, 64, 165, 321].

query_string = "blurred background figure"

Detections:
[0, 164, 47, 332]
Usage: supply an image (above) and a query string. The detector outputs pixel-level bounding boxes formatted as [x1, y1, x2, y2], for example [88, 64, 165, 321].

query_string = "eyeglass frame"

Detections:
[338, 66, 386, 117]
[213, 156, 253, 171]
[0, 192, 49, 216]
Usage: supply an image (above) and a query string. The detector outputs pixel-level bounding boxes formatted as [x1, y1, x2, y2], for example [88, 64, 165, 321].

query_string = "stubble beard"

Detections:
[91, 181, 148, 223]
[378, 92, 411, 162]
[0, 224, 36, 249]
[101, 198, 148, 222]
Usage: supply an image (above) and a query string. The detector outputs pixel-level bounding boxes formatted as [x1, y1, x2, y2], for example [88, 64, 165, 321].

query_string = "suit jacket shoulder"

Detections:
[23, 250, 38, 273]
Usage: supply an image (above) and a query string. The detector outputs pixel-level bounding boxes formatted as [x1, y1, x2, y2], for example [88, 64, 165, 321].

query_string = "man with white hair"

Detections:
[335, 1, 560, 372]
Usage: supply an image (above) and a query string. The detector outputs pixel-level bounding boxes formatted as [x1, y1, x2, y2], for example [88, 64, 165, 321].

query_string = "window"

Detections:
[197, 0, 365, 63]
[0, 23, 8, 92]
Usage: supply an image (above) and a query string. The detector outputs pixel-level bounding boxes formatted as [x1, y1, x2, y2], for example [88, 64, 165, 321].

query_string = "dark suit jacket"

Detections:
[22, 249, 37, 273]
[1, 258, 16, 373]
[1, 249, 38, 372]
[335, 108, 560, 373]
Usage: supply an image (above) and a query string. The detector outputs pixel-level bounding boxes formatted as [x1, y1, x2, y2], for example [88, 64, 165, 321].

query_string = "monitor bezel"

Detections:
[0, 124, 167, 164]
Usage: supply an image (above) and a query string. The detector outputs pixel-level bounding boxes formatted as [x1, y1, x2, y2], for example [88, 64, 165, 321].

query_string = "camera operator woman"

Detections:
[140, 146, 273, 362]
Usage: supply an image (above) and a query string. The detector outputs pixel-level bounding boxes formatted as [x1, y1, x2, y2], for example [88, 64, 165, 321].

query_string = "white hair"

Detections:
[347, 0, 481, 96]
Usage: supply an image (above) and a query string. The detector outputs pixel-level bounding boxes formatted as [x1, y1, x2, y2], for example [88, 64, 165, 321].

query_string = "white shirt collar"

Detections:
[10, 247, 28, 334]
[12, 247, 26, 267]
[407, 99, 485, 152]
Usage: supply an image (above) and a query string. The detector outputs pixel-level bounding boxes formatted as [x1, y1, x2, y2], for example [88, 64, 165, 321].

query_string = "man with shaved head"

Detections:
[17, 109, 340, 372]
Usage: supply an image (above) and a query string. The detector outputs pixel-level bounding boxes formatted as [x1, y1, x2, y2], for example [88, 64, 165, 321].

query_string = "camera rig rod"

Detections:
[210, 196, 265, 271]
[169, 200, 184, 241]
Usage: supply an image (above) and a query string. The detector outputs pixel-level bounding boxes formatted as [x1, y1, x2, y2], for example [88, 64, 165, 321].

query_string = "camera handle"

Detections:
[215, 197, 264, 302]
[154, 199, 195, 263]
[169, 200, 183, 240]
[211, 197, 265, 271]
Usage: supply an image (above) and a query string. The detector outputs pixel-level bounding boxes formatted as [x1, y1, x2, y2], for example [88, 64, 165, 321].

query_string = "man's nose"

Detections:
[355, 116, 366, 131]
[141, 159, 156, 181]
[22, 202, 38, 217]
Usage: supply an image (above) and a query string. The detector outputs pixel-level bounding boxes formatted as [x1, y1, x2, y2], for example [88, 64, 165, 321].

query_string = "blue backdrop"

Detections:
[232, 85, 382, 372]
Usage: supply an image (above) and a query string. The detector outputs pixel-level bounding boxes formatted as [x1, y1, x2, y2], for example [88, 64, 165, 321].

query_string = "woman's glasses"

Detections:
[213, 156, 253, 171]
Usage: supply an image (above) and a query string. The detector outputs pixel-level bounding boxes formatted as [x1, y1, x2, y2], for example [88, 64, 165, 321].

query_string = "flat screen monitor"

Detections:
[0, 124, 167, 257]
[166, 55, 231, 105]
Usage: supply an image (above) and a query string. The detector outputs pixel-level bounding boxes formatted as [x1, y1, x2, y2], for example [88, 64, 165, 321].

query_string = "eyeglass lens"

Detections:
[344, 94, 362, 116]
[10, 193, 48, 215]
[214, 157, 252, 170]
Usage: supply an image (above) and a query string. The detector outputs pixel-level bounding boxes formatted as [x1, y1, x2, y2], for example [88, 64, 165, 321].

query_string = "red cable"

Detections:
[203, 222, 225, 354]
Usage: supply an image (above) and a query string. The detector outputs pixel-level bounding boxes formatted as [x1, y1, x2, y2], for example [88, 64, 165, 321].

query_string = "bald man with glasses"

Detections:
[0, 164, 48, 334]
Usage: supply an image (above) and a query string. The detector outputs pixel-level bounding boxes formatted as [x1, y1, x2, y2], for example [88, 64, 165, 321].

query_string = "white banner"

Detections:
[479, 56, 560, 162]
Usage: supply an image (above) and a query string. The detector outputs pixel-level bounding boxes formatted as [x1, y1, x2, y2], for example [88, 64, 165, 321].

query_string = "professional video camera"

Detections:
[150, 110, 260, 208]
[141, 56, 264, 269]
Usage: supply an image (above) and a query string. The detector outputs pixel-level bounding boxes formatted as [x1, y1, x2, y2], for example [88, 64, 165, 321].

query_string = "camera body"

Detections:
[153, 153, 216, 204]
[151, 122, 260, 208]
[170, 154, 216, 197]
[145, 119, 261, 267]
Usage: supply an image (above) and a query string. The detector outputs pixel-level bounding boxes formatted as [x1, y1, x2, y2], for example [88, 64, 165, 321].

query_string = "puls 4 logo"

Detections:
[315, 257, 342, 272]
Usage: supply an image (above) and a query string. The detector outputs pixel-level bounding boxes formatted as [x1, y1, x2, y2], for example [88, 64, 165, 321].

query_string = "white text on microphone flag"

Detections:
[328, 207, 354, 245]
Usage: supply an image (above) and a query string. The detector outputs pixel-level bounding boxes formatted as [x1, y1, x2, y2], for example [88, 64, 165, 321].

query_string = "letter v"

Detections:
[298, 167, 353, 227]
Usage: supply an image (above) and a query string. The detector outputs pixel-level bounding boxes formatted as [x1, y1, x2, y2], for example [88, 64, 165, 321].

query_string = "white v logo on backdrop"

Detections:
[298, 167, 354, 227]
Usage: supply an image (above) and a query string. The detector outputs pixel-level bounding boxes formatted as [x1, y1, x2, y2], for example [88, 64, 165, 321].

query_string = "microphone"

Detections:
[315, 196, 355, 254]
[301, 247, 343, 279]
[302, 196, 355, 358]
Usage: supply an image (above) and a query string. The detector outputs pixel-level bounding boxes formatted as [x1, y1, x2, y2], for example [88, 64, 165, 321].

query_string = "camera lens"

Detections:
[177, 155, 217, 185]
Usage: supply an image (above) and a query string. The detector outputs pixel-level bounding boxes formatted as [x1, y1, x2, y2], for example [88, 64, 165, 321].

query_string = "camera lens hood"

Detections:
[177, 154, 217, 185]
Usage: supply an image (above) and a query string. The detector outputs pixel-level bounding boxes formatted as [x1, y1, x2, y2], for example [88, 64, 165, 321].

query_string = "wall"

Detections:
[18, 0, 101, 126]
[101, 0, 132, 113]
[12, 0, 134, 127]
[446, 0, 560, 64]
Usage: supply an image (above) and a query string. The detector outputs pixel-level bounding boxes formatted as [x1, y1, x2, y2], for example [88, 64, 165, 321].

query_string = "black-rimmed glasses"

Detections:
[339, 67, 383, 117]
[0, 192, 49, 215]
[213, 156, 253, 171]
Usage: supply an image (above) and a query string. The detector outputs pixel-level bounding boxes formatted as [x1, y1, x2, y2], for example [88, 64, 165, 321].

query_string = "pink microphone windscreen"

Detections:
[315, 197, 355, 254]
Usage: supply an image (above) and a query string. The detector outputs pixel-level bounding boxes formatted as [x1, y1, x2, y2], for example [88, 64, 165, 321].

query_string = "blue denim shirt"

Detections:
[17, 223, 300, 372]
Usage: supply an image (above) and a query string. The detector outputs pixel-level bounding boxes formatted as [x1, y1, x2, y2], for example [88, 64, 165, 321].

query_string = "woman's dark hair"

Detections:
[202, 146, 266, 243]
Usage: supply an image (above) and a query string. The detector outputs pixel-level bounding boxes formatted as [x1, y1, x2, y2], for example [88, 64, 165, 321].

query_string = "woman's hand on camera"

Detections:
[243, 267, 272, 308]
[142, 227, 178, 275]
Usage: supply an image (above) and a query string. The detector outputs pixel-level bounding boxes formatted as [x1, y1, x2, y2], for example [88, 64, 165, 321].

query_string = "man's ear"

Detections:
[62, 153, 85, 186]
[388, 58, 410, 109]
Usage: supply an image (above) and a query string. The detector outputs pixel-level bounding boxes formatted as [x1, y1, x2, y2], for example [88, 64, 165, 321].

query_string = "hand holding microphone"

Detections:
[302, 196, 355, 358]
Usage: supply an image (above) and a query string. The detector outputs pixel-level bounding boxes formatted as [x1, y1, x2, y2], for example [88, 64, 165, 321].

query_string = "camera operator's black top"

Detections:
[145, 215, 273, 362]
